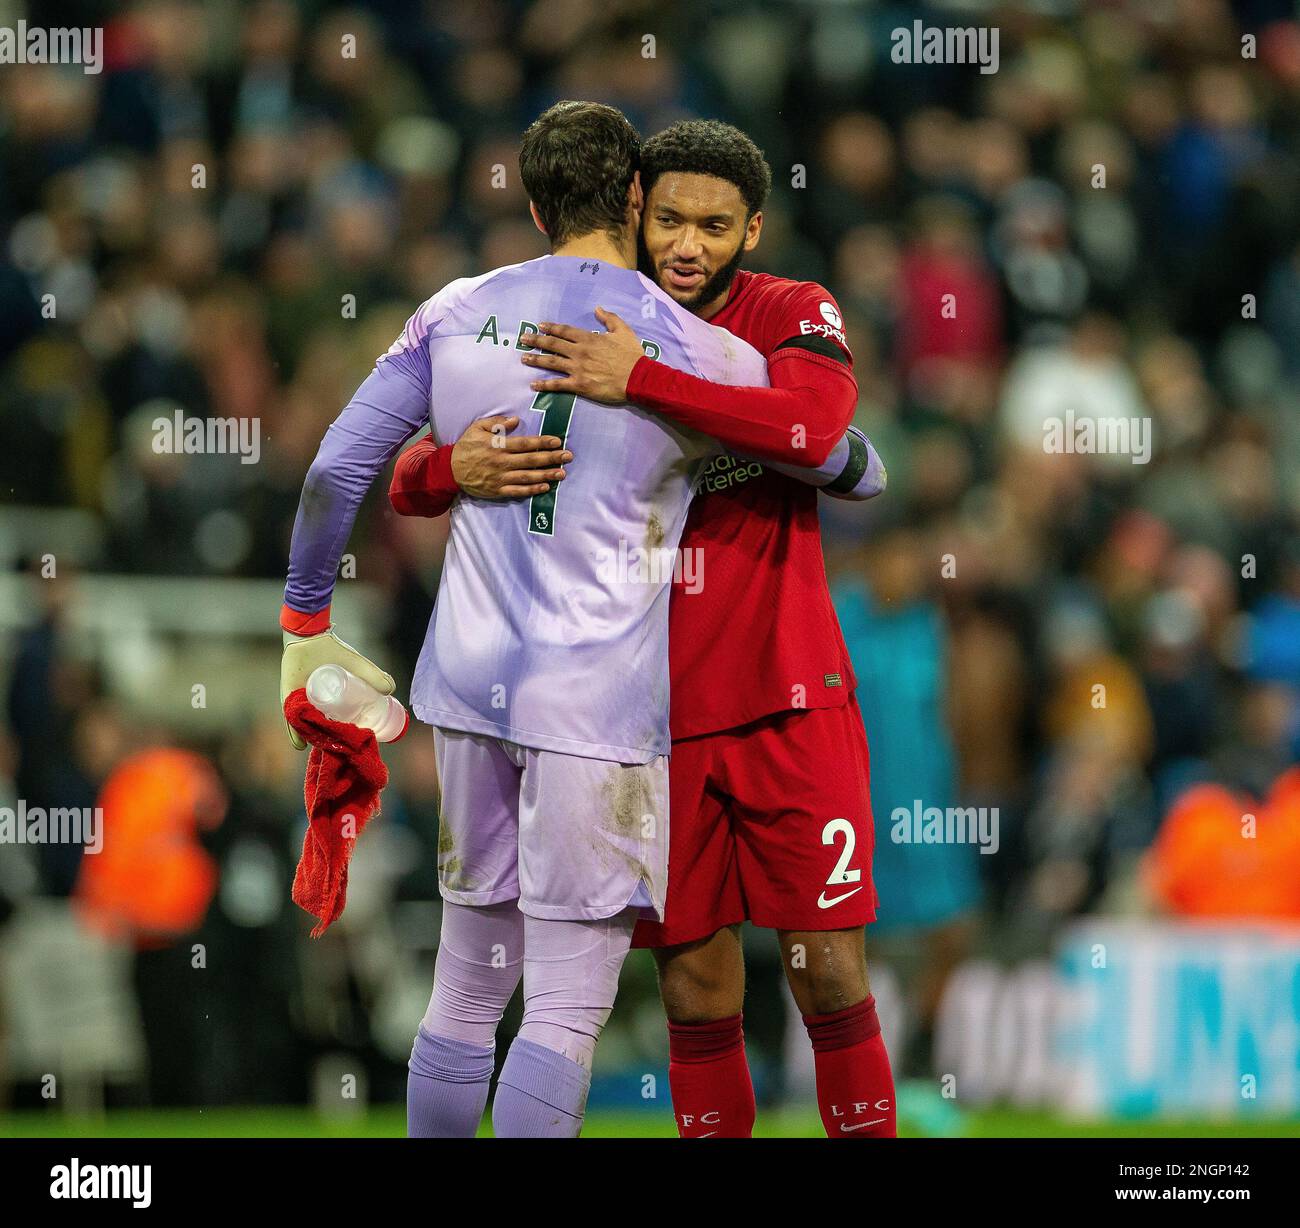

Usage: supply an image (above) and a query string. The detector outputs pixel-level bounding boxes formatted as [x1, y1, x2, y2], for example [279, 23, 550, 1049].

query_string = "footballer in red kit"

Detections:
[388, 119, 896, 1140]
[630, 266, 877, 940]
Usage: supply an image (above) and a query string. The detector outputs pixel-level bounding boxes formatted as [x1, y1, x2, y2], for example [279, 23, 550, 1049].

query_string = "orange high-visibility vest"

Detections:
[75, 748, 227, 945]
[1144, 768, 1300, 919]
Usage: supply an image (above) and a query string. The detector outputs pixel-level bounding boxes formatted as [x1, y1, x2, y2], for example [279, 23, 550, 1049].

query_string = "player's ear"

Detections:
[626, 172, 644, 229]
[743, 209, 763, 253]
[529, 201, 548, 237]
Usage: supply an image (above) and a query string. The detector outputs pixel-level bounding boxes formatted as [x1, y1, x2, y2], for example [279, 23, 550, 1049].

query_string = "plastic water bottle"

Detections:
[306, 664, 408, 742]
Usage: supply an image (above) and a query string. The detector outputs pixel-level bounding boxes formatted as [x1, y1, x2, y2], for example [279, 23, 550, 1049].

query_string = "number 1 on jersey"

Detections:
[527, 389, 576, 536]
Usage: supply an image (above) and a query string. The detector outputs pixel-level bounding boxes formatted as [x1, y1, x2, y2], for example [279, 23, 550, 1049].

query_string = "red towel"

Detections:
[283, 687, 400, 936]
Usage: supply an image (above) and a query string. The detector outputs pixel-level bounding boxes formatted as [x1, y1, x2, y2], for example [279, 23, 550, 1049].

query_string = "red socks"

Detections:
[667, 1000, 895, 1139]
[803, 995, 897, 1138]
[666, 1014, 756, 1138]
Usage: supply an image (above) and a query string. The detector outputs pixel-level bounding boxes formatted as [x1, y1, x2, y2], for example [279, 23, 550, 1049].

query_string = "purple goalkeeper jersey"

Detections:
[284, 254, 769, 763]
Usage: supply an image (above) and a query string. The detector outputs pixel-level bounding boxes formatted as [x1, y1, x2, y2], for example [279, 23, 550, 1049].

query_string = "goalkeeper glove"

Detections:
[280, 626, 396, 750]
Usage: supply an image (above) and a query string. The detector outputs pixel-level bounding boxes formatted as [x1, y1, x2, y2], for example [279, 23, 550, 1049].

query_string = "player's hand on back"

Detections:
[520, 308, 644, 404]
[453, 415, 572, 499]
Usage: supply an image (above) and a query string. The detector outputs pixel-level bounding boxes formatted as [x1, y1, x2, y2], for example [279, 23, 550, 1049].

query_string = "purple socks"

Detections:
[409, 1031, 592, 1139]
[407, 900, 523, 1138]
[408, 904, 636, 1137]
[491, 1038, 591, 1138]
[407, 1026, 495, 1138]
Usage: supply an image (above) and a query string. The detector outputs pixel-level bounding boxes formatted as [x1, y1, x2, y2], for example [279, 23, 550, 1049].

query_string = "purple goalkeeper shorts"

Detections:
[432, 727, 669, 922]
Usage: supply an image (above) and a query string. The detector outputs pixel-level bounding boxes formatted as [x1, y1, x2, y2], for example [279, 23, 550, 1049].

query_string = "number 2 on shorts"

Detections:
[822, 817, 861, 886]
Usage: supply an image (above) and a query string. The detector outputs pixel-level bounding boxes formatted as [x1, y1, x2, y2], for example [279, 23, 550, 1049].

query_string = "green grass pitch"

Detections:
[4, 1105, 1298, 1139]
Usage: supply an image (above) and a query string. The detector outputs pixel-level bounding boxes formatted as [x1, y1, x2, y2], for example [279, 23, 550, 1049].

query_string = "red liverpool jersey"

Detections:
[657, 270, 858, 739]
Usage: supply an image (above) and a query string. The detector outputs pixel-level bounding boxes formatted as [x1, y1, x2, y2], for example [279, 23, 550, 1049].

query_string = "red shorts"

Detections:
[633, 697, 877, 948]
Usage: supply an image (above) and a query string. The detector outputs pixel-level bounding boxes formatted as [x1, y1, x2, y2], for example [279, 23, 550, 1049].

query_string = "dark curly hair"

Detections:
[640, 120, 772, 217]
[519, 101, 641, 247]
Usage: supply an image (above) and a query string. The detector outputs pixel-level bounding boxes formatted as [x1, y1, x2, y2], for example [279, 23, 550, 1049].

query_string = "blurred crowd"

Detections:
[2, 0, 1300, 1109]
